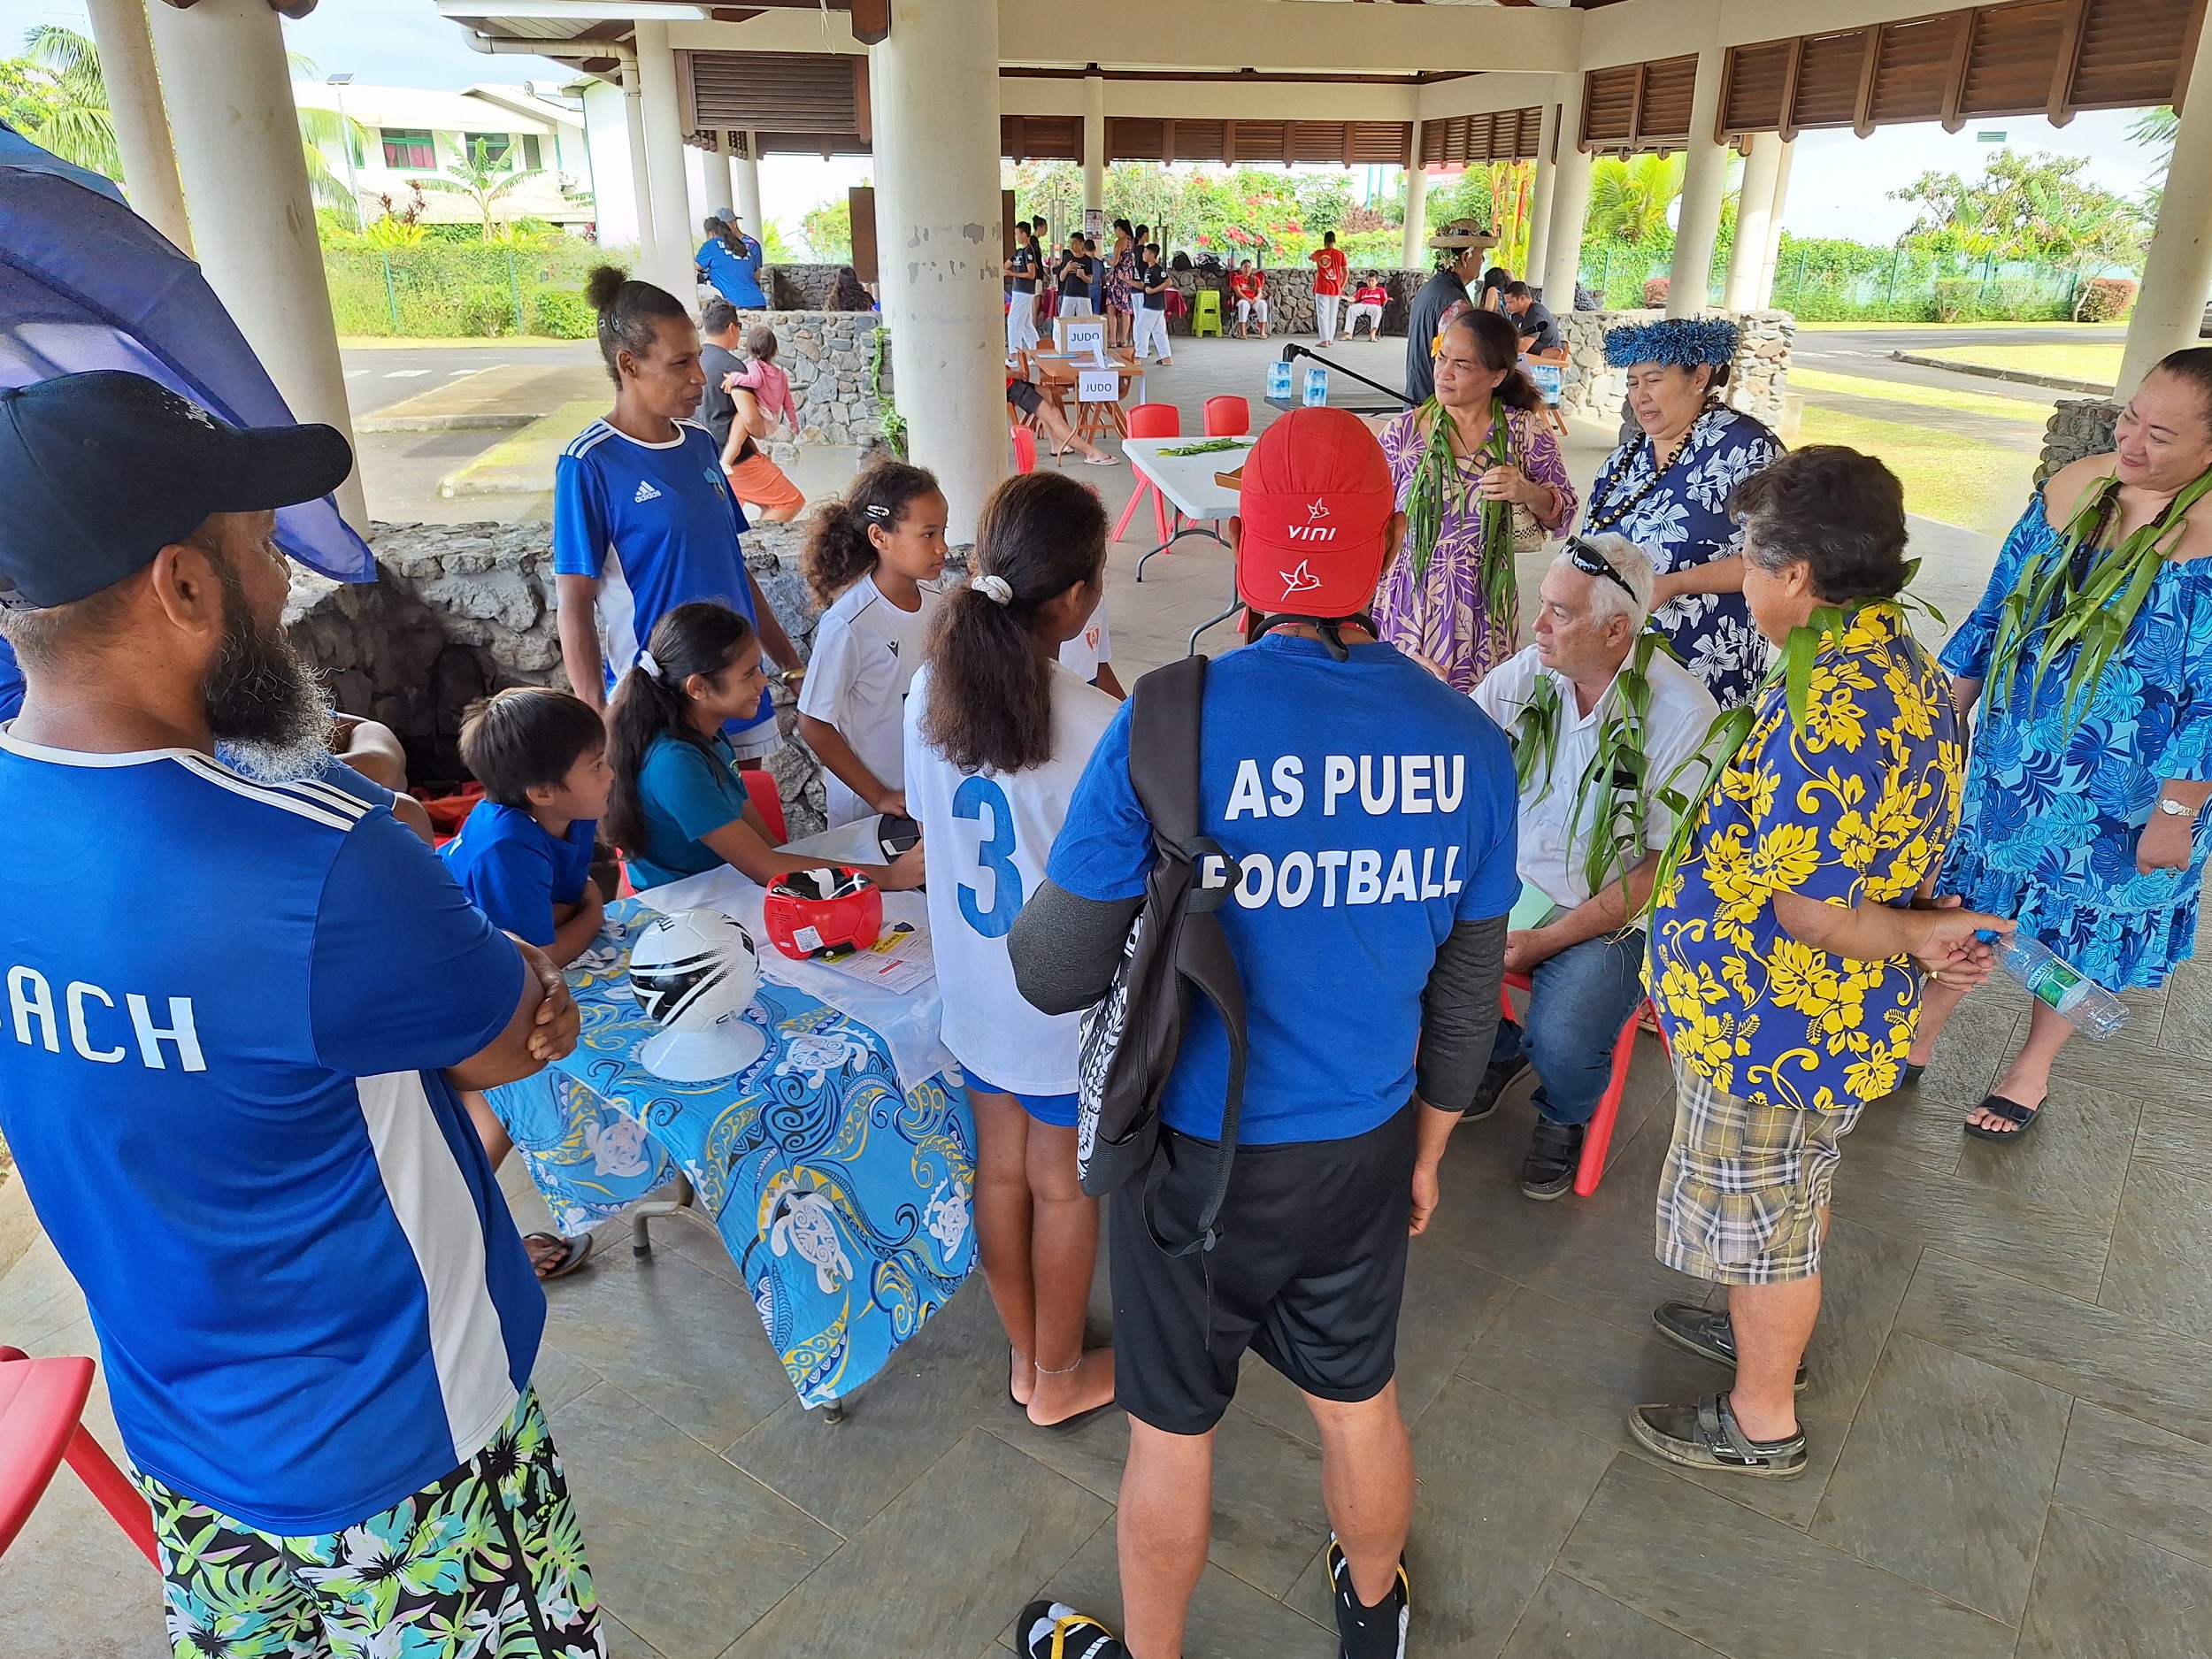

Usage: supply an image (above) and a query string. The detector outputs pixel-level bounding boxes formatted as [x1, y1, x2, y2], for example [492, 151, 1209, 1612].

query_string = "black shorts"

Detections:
[1007, 380, 1044, 417]
[1111, 1102, 1417, 1436]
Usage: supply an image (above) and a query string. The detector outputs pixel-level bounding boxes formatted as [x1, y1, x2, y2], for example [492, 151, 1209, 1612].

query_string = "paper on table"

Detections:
[817, 917, 934, 995]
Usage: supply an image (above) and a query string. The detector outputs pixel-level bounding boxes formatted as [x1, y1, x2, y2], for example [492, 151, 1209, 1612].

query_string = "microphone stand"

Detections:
[1278, 342, 1417, 408]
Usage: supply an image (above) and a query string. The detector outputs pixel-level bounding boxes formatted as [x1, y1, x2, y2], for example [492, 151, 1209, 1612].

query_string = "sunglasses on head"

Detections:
[1567, 536, 1639, 601]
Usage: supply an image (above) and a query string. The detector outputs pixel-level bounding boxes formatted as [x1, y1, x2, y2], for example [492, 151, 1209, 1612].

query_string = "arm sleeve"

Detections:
[1043, 703, 1154, 902]
[1455, 728, 1524, 923]
[1008, 879, 1143, 1015]
[646, 742, 752, 843]
[1939, 494, 2047, 680]
[463, 837, 560, 948]
[1415, 914, 1509, 1112]
[550, 454, 605, 580]
[797, 611, 855, 722]
[311, 813, 528, 1077]
[1522, 413, 1578, 533]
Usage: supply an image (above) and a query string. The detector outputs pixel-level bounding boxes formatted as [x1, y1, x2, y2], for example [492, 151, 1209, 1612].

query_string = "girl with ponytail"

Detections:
[607, 601, 924, 894]
[901, 471, 1118, 1428]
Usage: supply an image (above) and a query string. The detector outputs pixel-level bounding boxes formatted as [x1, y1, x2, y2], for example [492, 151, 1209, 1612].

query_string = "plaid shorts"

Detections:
[139, 1387, 602, 1659]
[1654, 1067, 1866, 1286]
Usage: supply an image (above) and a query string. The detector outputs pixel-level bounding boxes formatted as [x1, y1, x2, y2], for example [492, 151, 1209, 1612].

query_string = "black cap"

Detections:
[0, 371, 355, 608]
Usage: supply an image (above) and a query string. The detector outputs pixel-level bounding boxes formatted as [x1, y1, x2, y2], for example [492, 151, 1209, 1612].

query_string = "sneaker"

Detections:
[1018, 1601, 1129, 1659]
[1462, 1048, 1530, 1122]
[1627, 1394, 1808, 1479]
[1326, 1534, 1409, 1659]
[1519, 1118, 1585, 1201]
[1651, 1301, 1808, 1391]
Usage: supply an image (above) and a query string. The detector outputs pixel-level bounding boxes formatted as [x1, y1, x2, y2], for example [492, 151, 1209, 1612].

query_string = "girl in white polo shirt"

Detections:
[902, 470, 1119, 1431]
[796, 460, 948, 826]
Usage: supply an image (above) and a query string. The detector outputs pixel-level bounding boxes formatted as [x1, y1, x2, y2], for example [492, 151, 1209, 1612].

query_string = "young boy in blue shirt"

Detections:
[443, 687, 617, 1280]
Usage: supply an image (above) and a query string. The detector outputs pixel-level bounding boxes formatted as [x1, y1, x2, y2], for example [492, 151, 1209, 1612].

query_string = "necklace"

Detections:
[1510, 632, 1672, 900]
[1404, 396, 1517, 627]
[1585, 403, 1718, 534]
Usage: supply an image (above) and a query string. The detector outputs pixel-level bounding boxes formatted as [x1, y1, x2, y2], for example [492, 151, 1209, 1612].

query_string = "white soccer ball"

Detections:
[628, 910, 767, 1080]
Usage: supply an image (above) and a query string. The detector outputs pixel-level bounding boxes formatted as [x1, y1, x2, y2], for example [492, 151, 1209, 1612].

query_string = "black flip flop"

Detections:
[526, 1231, 595, 1280]
[1029, 1400, 1117, 1436]
[1963, 1094, 2041, 1142]
[1009, 1345, 1025, 1414]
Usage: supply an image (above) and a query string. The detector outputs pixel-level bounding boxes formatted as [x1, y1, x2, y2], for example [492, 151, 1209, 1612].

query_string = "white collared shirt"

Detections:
[1472, 641, 1723, 911]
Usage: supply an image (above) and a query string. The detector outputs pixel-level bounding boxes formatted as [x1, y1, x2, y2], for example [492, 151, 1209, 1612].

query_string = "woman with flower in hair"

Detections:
[1908, 349, 2212, 1141]
[1582, 318, 1784, 707]
[1373, 309, 1577, 691]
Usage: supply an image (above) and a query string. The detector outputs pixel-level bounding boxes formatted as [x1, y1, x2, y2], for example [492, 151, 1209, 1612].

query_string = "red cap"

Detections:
[1234, 407, 1397, 619]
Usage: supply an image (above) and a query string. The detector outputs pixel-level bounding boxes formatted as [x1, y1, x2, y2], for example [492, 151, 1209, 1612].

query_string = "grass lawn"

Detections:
[1787, 366, 2050, 423]
[1795, 403, 2038, 537]
[1913, 342, 2122, 387]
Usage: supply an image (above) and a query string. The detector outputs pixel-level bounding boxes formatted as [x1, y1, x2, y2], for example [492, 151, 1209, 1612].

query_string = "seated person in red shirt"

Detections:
[1346, 279, 1390, 341]
[1230, 260, 1269, 338]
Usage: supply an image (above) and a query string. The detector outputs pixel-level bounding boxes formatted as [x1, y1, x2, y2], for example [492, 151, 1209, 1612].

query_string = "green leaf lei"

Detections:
[1403, 396, 1517, 628]
[1981, 467, 2212, 732]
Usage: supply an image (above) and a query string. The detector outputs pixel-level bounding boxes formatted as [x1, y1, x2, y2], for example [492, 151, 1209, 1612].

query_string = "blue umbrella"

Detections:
[0, 119, 373, 584]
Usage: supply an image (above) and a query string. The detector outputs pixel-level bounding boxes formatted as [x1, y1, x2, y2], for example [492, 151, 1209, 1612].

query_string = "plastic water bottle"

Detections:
[1268, 360, 1294, 402]
[1976, 930, 2129, 1039]
[1302, 365, 1329, 407]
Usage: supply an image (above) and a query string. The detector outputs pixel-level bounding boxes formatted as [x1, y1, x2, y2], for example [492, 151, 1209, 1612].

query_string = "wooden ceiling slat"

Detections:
[1791, 30, 1866, 130]
[2072, 0, 2199, 109]
[1869, 14, 1961, 126]
[1853, 25, 1883, 136]
[1962, 0, 2071, 120]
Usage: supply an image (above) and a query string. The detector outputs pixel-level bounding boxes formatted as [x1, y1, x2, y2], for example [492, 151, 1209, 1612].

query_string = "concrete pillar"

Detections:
[866, 45, 901, 296]
[1082, 72, 1106, 218]
[143, 0, 364, 530]
[84, 0, 189, 253]
[1540, 75, 1594, 308]
[1402, 123, 1428, 269]
[732, 134, 764, 245]
[1724, 132, 1781, 312]
[1756, 138, 1793, 309]
[621, 58, 658, 273]
[633, 22, 699, 303]
[1524, 101, 1558, 287]
[685, 141, 715, 234]
[872, 0, 1008, 543]
[1667, 46, 1729, 318]
[2120, 19, 2212, 392]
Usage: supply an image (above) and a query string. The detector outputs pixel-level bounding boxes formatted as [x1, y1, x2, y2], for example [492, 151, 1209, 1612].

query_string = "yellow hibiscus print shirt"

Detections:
[1649, 603, 1966, 1110]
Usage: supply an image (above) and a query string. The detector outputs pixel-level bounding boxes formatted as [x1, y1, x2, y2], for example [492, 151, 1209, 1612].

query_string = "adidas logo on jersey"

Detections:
[633, 480, 663, 503]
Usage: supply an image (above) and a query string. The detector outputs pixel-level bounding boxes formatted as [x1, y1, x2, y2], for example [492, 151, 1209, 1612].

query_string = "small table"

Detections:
[1121, 435, 1253, 654]
[1031, 349, 1143, 445]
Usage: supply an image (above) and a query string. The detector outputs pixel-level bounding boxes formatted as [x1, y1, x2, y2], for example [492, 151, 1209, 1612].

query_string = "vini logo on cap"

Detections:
[1279, 560, 1322, 595]
[1287, 498, 1337, 542]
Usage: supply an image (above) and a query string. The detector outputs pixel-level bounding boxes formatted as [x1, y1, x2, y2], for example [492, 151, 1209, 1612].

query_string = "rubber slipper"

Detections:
[526, 1231, 594, 1280]
[1962, 1094, 2041, 1141]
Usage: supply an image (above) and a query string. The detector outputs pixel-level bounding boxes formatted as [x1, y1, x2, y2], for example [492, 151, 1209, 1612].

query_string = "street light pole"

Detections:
[327, 73, 360, 228]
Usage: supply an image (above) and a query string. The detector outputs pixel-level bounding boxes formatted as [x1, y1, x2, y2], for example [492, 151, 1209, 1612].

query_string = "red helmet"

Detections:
[762, 866, 884, 961]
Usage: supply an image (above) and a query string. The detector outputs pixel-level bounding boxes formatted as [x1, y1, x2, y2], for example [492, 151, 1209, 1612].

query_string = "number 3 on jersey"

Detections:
[953, 775, 1024, 938]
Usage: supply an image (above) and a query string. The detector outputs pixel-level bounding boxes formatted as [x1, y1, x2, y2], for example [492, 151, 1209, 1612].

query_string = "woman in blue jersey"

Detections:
[554, 266, 801, 764]
[695, 215, 767, 311]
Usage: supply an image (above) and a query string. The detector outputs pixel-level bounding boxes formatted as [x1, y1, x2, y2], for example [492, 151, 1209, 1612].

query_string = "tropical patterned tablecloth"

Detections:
[488, 900, 978, 1408]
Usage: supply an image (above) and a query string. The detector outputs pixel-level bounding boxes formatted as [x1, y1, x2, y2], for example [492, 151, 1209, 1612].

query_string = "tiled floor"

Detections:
[8, 952, 2212, 1657]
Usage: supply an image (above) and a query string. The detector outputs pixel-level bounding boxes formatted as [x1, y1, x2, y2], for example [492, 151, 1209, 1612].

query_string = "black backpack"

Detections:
[1073, 656, 1249, 1256]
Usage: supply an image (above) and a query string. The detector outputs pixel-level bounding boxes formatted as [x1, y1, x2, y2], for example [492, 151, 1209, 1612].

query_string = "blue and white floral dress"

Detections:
[1938, 489, 2212, 990]
[1583, 403, 1784, 708]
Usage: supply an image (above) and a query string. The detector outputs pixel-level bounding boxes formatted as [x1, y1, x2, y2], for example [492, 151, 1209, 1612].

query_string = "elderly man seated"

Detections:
[1469, 534, 1722, 1198]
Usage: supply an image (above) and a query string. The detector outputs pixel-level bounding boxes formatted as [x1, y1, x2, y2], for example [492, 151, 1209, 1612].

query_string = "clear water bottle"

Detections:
[1976, 929, 2129, 1039]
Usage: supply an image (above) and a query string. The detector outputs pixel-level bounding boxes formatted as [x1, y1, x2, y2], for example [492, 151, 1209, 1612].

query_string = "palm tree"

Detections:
[2130, 106, 2177, 219]
[1586, 153, 1685, 245]
[21, 25, 119, 178]
[419, 138, 545, 240]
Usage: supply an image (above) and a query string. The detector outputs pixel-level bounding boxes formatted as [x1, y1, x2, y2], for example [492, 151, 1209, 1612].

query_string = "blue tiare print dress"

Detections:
[1939, 489, 2212, 990]
[1584, 404, 1784, 708]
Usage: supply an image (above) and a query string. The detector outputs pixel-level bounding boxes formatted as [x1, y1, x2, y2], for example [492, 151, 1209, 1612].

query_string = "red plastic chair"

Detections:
[1203, 396, 1250, 438]
[1113, 403, 1181, 546]
[1010, 425, 1038, 475]
[0, 1348, 158, 1566]
[742, 768, 789, 845]
[1495, 976, 1656, 1197]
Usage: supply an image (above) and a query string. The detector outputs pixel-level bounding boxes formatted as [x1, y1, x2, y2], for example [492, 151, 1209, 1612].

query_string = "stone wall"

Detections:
[1154, 265, 1426, 337]
[1555, 309, 1794, 431]
[742, 310, 885, 449]
[2040, 398, 2122, 480]
[286, 518, 902, 840]
[764, 265, 863, 311]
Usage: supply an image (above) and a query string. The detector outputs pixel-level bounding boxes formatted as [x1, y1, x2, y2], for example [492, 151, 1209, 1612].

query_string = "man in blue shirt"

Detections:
[0, 372, 597, 1656]
[1007, 409, 1516, 1659]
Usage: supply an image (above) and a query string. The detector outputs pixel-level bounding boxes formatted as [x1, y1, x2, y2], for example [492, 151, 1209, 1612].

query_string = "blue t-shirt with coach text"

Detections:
[551, 419, 771, 741]
[442, 799, 595, 947]
[1048, 635, 1520, 1145]
[0, 733, 539, 1534]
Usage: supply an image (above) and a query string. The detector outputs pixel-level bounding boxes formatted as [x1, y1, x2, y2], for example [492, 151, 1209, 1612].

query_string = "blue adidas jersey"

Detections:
[550, 418, 770, 738]
[0, 732, 541, 1534]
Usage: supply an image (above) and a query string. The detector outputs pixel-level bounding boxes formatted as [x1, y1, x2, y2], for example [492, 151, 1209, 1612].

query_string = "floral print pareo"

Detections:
[1937, 490, 2212, 990]
[1585, 404, 1784, 708]
[1373, 403, 1579, 692]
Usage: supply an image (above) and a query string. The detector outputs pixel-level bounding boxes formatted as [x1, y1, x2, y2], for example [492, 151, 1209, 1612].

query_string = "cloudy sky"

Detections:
[0, 0, 2172, 245]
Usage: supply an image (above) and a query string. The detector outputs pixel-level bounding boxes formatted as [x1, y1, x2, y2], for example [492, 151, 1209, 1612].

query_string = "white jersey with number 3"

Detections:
[903, 662, 1119, 1094]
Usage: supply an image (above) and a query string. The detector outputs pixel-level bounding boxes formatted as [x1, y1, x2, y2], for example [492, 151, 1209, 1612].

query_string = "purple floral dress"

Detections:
[1107, 246, 1137, 313]
[1373, 404, 1578, 691]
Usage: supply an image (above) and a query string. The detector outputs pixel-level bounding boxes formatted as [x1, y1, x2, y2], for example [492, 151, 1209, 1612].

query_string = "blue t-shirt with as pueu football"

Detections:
[627, 730, 755, 889]
[1048, 634, 1520, 1146]
[0, 732, 538, 1535]
[550, 419, 771, 744]
[442, 800, 596, 947]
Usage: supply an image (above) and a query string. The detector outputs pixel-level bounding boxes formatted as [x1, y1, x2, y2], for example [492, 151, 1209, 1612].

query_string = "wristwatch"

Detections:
[2158, 797, 2192, 818]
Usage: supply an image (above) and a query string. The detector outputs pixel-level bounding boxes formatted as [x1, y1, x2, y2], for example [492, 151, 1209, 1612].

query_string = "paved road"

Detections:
[1792, 323, 2125, 407]
[339, 342, 598, 416]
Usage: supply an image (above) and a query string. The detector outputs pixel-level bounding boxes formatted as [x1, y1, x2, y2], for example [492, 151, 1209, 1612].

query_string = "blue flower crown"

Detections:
[1601, 317, 1740, 370]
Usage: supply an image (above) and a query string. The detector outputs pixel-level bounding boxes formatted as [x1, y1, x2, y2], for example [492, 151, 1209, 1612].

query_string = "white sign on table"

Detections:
[1061, 316, 1107, 363]
[1077, 367, 1121, 403]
